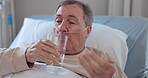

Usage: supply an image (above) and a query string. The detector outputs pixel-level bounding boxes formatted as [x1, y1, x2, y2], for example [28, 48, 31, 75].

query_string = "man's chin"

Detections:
[65, 50, 73, 55]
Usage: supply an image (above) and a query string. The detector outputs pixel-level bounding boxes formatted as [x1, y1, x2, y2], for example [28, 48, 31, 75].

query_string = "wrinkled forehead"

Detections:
[55, 4, 85, 20]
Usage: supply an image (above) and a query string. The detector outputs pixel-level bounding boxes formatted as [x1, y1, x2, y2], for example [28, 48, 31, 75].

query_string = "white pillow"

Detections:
[10, 18, 54, 47]
[10, 17, 128, 70]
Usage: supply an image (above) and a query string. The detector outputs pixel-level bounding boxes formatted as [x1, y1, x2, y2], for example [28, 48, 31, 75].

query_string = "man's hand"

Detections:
[25, 39, 60, 65]
[78, 52, 115, 78]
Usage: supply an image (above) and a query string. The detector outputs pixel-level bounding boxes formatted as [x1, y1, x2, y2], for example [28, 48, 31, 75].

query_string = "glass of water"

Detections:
[46, 32, 68, 74]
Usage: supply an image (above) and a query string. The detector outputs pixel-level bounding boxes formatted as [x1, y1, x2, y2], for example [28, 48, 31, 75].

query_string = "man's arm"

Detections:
[0, 39, 60, 76]
[0, 47, 30, 76]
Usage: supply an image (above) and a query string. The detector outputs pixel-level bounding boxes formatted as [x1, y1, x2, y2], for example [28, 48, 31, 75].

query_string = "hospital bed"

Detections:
[10, 15, 148, 78]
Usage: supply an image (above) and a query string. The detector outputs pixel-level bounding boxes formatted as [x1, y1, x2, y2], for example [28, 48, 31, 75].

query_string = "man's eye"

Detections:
[56, 20, 62, 23]
[69, 22, 75, 24]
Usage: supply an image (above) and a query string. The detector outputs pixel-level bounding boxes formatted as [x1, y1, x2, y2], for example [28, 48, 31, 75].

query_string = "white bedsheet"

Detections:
[4, 63, 81, 78]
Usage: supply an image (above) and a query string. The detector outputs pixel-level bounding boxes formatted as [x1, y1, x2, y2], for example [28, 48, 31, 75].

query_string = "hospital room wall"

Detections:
[14, 0, 108, 34]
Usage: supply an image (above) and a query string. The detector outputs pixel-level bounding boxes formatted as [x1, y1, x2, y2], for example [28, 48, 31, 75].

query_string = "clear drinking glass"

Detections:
[46, 32, 68, 74]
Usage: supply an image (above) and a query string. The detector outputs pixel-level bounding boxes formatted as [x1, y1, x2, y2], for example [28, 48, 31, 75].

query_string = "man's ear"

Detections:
[86, 26, 92, 38]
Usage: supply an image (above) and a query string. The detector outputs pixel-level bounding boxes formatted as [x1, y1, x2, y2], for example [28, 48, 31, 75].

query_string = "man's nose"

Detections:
[58, 22, 68, 32]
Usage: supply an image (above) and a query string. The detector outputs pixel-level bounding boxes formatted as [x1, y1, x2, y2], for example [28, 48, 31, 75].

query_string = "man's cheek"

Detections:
[67, 39, 77, 47]
[66, 39, 73, 49]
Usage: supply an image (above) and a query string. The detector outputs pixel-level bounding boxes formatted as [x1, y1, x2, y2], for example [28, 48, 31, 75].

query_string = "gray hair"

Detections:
[55, 0, 93, 26]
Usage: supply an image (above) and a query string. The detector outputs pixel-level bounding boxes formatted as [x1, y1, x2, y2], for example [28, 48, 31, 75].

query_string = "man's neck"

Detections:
[65, 46, 85, 55]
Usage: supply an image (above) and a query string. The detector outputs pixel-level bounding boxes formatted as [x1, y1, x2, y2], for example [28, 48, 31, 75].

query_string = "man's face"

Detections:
[55, 4, 91, 54]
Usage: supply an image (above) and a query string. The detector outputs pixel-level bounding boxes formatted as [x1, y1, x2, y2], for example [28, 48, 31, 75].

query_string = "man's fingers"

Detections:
[26, 46, 60, 65]
[35, 54, 53, 65]
[101, 56, 115, 71]
[90, 52, 114, 68]
[39, 43, 60, 58]
[32, 39, 60, 58]
[78, 53, 96, 76]
[78, 52, 116, 78]
[83, 52, 107, 75]
[37, 50, 60, 65]
[41, 40, 57, 49]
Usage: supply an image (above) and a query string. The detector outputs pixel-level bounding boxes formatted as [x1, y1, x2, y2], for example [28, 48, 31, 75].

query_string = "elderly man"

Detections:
[0, 0, 127, 78]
